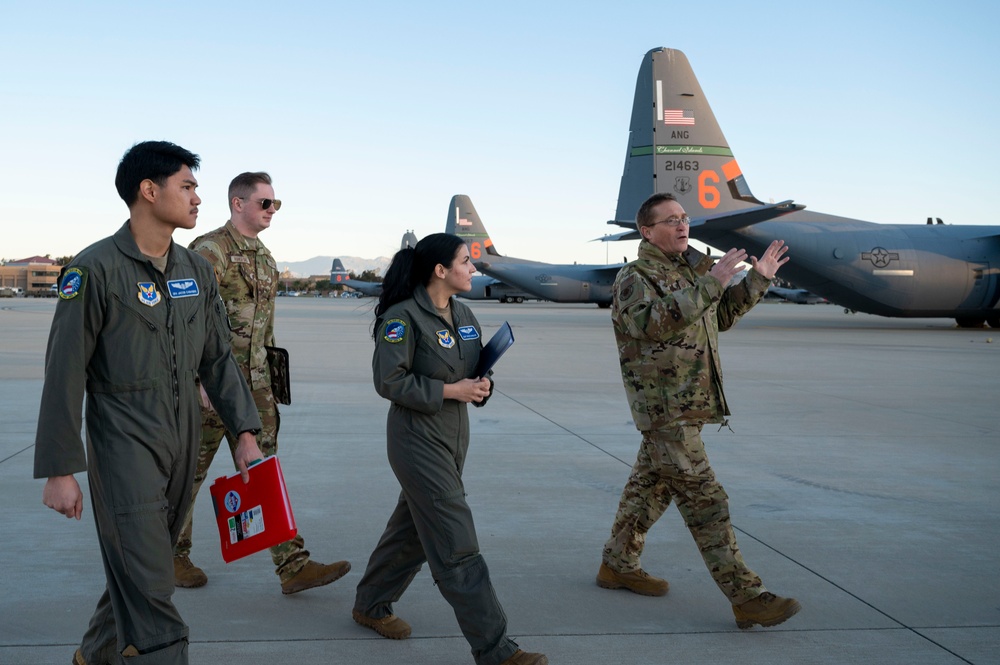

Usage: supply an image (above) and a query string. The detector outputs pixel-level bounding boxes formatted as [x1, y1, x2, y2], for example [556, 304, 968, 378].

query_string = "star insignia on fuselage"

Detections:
[861, 247, 899, 268]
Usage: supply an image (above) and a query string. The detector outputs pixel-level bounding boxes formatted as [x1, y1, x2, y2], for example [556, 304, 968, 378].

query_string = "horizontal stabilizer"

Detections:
[689, 200, 804, 232]
[594, 229, 641, 242]
[598, 201, 803, 242]
[606, 218, 639, 230]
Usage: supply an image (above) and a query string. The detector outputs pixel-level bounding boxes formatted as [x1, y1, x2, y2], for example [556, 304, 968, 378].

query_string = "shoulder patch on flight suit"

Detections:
[137, 282, 161, 307]
[383, 319, 407, 343]
[436, 329, 455, 348]
[58, 267, 86, 300]
[457, 325, 479, 340]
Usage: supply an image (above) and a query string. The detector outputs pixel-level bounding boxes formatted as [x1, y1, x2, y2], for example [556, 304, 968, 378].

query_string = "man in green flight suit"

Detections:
[597, 192, 802, 630]
[172, 171, 350, 594]
[35, 141, 264, 665]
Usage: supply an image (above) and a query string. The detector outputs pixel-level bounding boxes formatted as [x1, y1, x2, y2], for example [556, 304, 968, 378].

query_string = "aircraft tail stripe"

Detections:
[722, 160, 742, 181]
[630, 145, 735, 157]
[651, 145, 734, 157]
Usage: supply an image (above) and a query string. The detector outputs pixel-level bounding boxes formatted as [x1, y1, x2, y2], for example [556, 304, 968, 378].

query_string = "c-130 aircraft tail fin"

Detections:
[614, 47, 768, 226]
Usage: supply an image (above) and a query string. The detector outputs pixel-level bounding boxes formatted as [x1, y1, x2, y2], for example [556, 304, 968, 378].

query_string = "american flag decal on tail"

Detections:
[663, 109, 694, 125]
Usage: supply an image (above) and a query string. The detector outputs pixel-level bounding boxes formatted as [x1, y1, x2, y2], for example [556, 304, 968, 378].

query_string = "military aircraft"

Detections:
[329, 258, 381, 297]
[444, 195, 548, 304]
[446, 194, 622, 307]
[463, 274, 535, 304]
[328, 230, 418, 297]
[766, 286, 827, 305]
[328, 213, 536, 303]
[604, 47, 1000, 328]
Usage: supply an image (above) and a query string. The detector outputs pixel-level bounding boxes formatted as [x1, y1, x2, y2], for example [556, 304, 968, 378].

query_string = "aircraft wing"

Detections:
[600, 200, 804, 241]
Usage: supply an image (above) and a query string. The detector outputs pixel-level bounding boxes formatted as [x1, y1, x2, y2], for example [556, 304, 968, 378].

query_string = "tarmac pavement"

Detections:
[2, 297, 997, 664]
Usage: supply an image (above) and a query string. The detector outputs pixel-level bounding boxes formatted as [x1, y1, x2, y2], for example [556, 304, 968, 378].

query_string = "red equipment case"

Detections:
[209, 456, 298, 563]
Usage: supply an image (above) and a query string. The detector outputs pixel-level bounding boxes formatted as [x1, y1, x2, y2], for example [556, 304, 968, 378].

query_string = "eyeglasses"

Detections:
[242, 197, 282, 211]
[648, 215, 690, 227]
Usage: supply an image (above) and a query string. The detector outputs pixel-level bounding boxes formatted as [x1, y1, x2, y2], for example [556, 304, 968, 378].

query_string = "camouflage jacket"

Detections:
[612, 240, 770, 431]
[189, 220, 278, 392]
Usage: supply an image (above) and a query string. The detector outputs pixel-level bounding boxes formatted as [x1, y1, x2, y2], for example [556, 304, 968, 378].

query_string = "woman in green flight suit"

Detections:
[352, 233, 546, 665]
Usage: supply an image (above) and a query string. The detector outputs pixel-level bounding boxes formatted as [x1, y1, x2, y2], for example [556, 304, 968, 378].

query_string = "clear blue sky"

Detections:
[2, 0, 997, 267]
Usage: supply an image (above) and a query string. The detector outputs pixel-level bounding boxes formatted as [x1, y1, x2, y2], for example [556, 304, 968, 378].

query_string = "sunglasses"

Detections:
[242, 197, 282, 211]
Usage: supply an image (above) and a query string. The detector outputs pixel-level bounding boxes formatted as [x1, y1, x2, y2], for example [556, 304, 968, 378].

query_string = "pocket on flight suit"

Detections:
[115, 499, 173, 593]
[431, 487, 480, 562]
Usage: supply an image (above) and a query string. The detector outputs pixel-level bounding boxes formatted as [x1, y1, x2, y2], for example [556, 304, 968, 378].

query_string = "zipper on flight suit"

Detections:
[164, 287, 180, 419]
[146, 264, 182, 421]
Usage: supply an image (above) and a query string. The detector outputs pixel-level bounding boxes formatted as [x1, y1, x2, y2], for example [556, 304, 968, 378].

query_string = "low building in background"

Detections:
[0, 256, 61, 296]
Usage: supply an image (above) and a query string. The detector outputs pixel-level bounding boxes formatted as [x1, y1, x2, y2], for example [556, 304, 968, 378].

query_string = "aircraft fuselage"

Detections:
[477, 263, 620, 306]
[695, 213, 1000, 318]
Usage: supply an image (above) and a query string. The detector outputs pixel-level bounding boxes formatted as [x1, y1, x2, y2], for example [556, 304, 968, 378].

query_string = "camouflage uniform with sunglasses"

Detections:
[173, 219, 334, 587]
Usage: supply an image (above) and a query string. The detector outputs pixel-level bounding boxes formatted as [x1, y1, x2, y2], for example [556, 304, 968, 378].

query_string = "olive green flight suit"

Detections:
[34, 222, 261, 665]
[354, 285, 518, 665]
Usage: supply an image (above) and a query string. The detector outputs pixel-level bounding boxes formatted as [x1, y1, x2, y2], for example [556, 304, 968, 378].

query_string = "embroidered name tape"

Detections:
[167, 279, 200, 298]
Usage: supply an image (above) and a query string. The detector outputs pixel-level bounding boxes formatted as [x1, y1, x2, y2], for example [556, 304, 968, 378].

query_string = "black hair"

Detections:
[114, 140, 201, 207]
[636, 192, 678, 228]
[372, 233, 466, 338]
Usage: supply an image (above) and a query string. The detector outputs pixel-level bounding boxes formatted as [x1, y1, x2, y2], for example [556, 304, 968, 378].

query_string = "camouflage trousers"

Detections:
[602, 425, 765, 604]
[174, 385, 310, 582]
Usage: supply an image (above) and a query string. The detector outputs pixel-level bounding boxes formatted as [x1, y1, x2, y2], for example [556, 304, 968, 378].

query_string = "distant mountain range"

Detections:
[275, 255, 392, 278]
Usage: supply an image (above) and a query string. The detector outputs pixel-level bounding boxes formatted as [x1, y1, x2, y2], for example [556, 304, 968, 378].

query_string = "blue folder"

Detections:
[475, 321, 514, 377]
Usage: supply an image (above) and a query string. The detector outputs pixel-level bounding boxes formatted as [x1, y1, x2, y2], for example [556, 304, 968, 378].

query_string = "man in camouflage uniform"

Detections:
[173, 171, 350, 594]
[597, 192, 801, 629]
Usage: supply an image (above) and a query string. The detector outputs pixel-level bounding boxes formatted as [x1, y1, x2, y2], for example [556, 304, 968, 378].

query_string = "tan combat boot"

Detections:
[596, 562, 669, 596]
[281, 559, 351, 595]
[72, 639, 118, 665]
[352, 609, 412, 639]
[733, 592, 801, 629]
[500, 649, 548, 665]
[173, 555, 207, 588]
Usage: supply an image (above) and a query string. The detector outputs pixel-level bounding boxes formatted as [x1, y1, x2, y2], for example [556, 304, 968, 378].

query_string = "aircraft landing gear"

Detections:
[955, 317, 987, 328]
[987, 313, 1000, 329]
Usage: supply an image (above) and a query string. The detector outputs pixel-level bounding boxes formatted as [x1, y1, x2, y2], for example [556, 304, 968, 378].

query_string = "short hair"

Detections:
[115, 141, 200, 208]
[636, 193, 678, 228]
[228, 171, 273, 211]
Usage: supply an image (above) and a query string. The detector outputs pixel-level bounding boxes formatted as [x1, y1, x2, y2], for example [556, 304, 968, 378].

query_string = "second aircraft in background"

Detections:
[448, 194, 622, 308]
